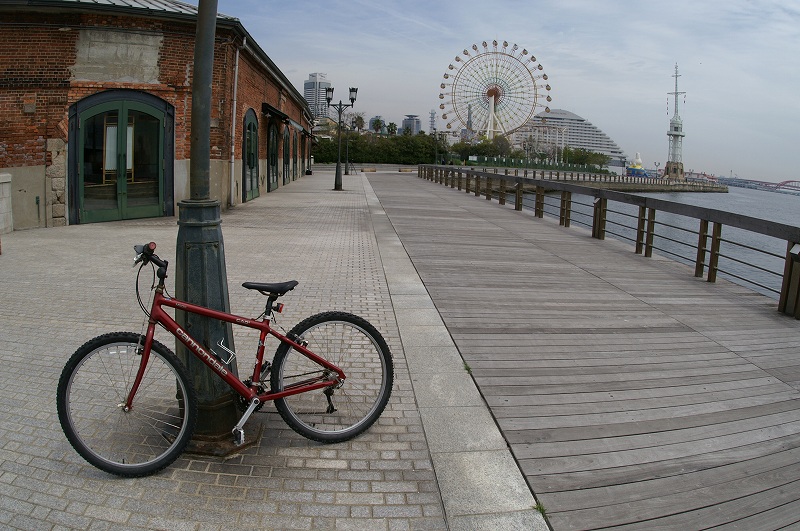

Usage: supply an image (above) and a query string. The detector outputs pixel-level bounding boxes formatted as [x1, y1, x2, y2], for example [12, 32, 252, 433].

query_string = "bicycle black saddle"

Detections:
[242, 280, 299, 296]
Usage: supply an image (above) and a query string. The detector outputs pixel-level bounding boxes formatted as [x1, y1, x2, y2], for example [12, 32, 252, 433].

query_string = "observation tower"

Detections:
[664, 63, 686, 181]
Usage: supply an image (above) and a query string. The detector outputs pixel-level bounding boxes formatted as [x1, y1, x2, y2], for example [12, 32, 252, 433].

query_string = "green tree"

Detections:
[451, 141, 472, 162]
[491, 136, 512, 157]
[372, 118, 384, 135]
[352, 113, 365, 131]
[387, 122, 398, 136]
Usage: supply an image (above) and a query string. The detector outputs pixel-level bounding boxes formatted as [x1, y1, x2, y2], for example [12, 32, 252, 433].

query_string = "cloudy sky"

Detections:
[218, 0, 799, 182]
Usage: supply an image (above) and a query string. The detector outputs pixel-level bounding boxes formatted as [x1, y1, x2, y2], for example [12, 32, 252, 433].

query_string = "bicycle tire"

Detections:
[271, 312, 393, 443]
[57, 332, 197, 477]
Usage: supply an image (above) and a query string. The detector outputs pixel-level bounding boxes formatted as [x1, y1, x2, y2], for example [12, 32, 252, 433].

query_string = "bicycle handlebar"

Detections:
[134, 242, 168, 270]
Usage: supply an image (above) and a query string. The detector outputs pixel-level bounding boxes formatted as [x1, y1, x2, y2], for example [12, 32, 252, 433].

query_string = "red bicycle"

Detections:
[56, 242, 393, 477]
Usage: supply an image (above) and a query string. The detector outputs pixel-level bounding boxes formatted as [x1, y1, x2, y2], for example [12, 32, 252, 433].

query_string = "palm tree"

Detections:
[387, 122, 398, 136]
[372, 118, 383, 135]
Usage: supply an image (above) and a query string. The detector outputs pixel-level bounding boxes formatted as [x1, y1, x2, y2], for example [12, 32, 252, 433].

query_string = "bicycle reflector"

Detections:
[274, 303, 284, 313]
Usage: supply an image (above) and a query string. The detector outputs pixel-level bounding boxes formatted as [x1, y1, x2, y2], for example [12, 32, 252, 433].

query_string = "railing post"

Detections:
[778, 242, 800, 317]
[515, 182, 523, 211]
[535, 186, 545, 218]
[450, 169, 456, 188]
[635, 206, 646, 254]
[457, 170, 462, 191]
[465, 174, 471, 194]
[592, 197, 608, 239]
[486, 177, 493, 200]
[499, 179, 506, 205]
[707, 222, 722, 283]
[475, 175, 481, 197]
[559, 191, 572, 227]
[695, 219, 709, 277]
[644, 208, 656, 257]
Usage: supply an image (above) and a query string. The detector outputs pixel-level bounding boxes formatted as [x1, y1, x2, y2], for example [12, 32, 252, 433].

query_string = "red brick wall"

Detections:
[0, 14, 78, 167]
[1, 10, 309, 169]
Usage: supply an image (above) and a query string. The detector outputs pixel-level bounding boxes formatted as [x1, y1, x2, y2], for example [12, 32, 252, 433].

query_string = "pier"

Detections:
[382, 169, 800, 528]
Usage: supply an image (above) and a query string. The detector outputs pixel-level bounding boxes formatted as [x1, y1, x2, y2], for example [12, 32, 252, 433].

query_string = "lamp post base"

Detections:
[335, 161, 343, 190]
[175, 199, 239, 441]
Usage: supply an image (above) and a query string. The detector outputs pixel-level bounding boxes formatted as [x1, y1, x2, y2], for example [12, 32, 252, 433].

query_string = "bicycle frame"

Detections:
[125, 286, 345, 410]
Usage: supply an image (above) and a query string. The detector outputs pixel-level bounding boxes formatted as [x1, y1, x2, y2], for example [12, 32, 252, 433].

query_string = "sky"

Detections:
[217, 0, 800, 182]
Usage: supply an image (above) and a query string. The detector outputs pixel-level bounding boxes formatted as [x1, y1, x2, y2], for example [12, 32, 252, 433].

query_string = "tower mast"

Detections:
[665, 63, 686, 181]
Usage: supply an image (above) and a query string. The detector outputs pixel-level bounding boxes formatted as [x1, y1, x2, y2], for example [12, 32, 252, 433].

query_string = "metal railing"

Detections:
[418, 165, 800, 318]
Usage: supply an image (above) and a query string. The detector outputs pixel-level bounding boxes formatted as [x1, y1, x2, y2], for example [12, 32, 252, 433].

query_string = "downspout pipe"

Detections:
[229, 36, 243, 207]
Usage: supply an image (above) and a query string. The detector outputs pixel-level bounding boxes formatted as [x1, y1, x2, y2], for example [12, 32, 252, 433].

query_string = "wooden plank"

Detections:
[367, 174, 800, 529]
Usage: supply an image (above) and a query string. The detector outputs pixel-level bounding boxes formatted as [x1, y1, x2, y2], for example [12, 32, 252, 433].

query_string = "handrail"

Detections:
[418, 164, 800, 318]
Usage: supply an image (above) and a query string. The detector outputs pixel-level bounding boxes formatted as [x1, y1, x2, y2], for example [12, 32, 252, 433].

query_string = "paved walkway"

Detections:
[0, 171, 546, 530]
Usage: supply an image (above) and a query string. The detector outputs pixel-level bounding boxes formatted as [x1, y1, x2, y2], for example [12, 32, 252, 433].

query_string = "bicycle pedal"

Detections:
[233, 428, 245, 446]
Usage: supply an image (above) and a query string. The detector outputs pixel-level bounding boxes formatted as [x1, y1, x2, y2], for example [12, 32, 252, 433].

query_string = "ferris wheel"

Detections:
[439, 40, 552, 140]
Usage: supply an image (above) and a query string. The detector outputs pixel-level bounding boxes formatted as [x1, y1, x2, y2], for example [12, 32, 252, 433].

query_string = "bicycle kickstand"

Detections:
[232, 397, 261, 446]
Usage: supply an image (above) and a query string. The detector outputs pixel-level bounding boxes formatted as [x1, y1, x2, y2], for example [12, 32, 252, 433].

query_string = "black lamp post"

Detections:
[326, 86, 357, 191]
[174, 0, 240, 449]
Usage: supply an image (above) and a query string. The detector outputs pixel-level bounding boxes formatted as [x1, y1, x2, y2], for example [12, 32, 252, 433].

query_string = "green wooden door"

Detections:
[79, 101, 164, 223]
[267, 123, 279, 192]
[243, 113, 259, 202]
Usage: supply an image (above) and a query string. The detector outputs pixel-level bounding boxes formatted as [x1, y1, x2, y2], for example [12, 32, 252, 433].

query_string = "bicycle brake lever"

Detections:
[133, 253, 144, 267]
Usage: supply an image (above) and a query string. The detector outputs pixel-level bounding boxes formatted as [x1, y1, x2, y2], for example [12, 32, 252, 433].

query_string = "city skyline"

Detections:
[219, 0, 799, 182]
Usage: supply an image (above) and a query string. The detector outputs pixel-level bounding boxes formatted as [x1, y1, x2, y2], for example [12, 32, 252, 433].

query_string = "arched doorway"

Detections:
[267, 122, 279, 192]
[292, 132, 298, 181]
[242, 109, 259, 202]
[283, 127, 291, 185]
[69, 90, 174, 224]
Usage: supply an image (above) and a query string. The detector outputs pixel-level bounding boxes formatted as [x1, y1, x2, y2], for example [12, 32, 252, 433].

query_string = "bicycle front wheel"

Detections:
[271, 312, 393, 443]
[56, 332, 197, 477]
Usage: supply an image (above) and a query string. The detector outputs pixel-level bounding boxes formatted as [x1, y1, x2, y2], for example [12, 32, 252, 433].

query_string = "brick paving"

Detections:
[0, 171, 544, 530]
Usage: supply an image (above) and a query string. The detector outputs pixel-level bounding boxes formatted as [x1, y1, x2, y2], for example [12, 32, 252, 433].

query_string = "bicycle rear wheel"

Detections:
[271, 312, 393, 443]
[57, 332, 197, 477]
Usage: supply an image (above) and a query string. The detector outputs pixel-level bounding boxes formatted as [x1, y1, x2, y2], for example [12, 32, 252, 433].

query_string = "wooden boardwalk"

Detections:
[367, 172, 800, 530]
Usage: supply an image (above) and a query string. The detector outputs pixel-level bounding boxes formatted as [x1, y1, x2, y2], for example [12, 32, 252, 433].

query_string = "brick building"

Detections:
[0, 0, 313, 230]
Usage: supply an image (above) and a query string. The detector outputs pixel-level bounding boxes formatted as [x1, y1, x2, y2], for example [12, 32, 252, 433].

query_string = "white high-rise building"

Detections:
[304, 73, 331, 120]
[515, 109, 627, 168]
[402, 115, 421, 135]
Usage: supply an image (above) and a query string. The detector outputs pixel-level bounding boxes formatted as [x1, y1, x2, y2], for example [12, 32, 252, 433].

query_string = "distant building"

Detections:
[304, 73, 331, 120]
[401, 115, 421, 135]
[515, 109, 626, 168]
[368, 116, 385, 134]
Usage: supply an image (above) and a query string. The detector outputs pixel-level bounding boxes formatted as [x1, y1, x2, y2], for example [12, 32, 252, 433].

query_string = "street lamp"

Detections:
[326, 86, 357, 191]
